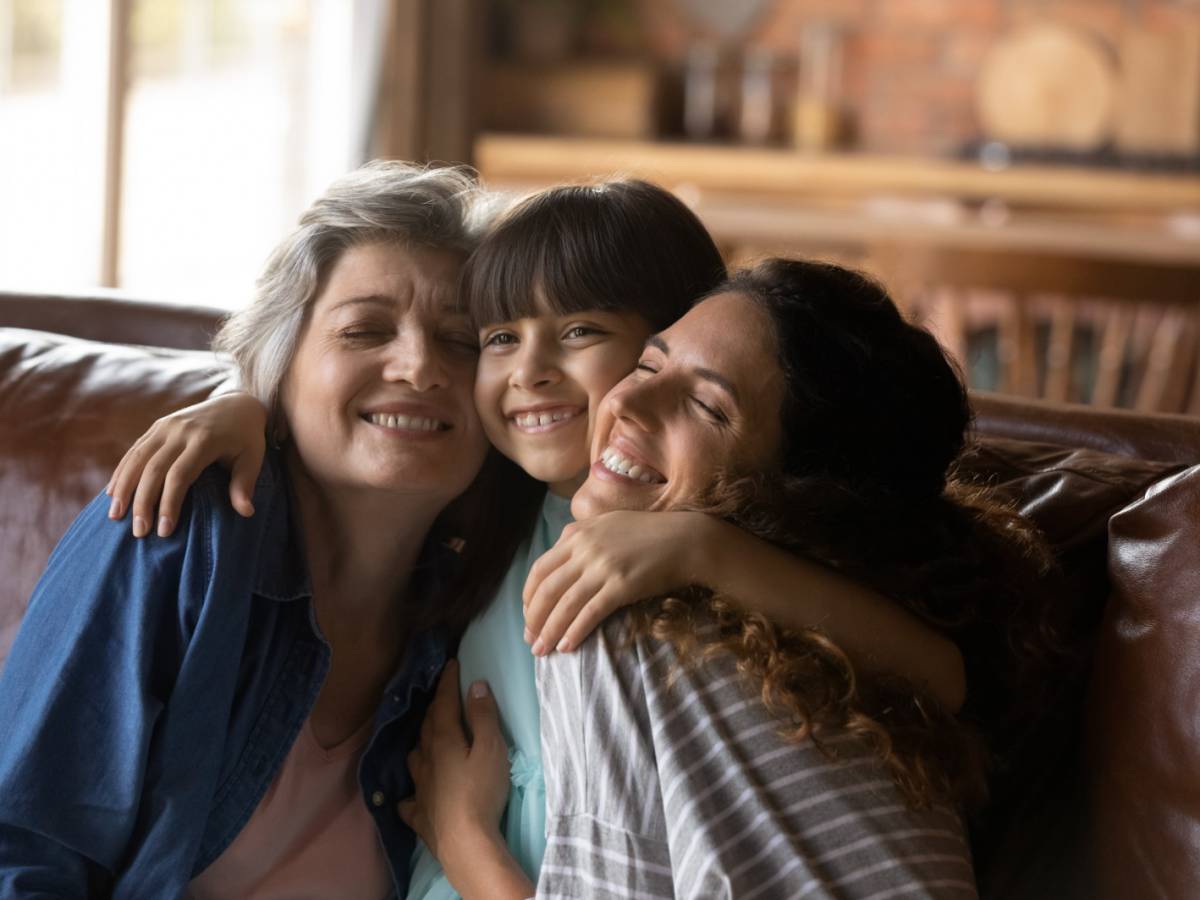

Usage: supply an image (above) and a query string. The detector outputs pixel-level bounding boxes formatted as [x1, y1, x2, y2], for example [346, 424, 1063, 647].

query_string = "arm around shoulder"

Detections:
[693, 516, 967, 712]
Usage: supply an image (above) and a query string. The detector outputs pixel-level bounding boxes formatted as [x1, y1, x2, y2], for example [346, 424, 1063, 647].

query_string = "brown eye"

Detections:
[483, 331, 517, 347]
[563, 325, 602, 340]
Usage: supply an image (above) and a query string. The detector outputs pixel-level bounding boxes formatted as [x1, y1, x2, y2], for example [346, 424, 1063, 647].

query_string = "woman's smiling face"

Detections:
[571, 291, 786, 520]
[473, 300, 653, 496]
[279, 240, 488, 507]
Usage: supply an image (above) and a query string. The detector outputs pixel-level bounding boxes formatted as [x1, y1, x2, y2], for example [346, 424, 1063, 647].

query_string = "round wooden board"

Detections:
[977, 24, 1116, 149]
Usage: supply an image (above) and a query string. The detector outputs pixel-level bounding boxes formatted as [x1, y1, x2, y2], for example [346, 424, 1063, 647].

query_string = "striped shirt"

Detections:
[535, 615, 977, 900]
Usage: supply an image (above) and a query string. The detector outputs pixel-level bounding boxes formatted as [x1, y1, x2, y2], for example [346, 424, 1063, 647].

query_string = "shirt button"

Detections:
[371, 790, 386, 807]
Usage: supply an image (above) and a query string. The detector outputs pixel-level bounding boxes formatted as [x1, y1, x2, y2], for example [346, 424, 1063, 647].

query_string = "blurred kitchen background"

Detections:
[2, 0, 1199, 411]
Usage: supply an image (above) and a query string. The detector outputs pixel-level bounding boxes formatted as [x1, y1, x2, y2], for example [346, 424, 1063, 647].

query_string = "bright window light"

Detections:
[1, 0, 375, 309]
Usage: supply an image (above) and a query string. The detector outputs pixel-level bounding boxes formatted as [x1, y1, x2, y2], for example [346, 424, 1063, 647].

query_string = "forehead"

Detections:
[662, 292, 776, 374]
[316, 240, 464, 315]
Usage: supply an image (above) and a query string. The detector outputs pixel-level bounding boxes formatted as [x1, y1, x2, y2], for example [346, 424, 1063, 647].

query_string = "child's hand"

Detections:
[523, 510, 712, 655]
[398, 662, 512, 882]
[106, 392, 268, 537]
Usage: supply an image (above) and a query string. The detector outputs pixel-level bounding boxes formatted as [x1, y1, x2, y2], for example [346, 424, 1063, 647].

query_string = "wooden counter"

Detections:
[475, 133, 1200, 215]
[476, 133, 1200, 301]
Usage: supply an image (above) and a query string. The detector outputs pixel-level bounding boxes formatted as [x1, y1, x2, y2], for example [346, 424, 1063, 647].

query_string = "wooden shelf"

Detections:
[475, 133, 1200, 215]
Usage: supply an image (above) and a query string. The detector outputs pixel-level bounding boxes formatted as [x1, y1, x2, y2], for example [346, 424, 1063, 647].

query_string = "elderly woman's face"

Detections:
[571, 291, 785, 521]
[280, 240, 488, 506]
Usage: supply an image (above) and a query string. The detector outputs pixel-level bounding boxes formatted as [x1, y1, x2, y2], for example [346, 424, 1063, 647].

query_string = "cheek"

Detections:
[283, 350, 350, 426]
[472, 364, 509, 441]
[587, 349, 642, 402]
[589, 387, 624, 449]
[668, 425, 731, 487]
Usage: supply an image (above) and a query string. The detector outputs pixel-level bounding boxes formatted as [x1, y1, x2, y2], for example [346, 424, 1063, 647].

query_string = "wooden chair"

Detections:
[869, 246, 1200, 414]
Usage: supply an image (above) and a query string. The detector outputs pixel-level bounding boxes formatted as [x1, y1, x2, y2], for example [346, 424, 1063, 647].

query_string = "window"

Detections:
[0, 0, 383, 308]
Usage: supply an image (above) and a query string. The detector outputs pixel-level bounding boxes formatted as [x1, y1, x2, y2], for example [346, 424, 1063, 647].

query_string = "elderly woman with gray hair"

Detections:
[0, 162, 521, 897]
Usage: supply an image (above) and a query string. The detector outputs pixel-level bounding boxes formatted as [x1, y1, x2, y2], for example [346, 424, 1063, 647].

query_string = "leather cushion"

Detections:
[1088, 463, 1200, 900]
[0, 327, 229, 661]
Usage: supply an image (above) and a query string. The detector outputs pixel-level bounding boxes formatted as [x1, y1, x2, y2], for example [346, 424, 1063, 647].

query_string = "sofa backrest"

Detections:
[0, 290, 222, 351]
[0, 327, 229, 660]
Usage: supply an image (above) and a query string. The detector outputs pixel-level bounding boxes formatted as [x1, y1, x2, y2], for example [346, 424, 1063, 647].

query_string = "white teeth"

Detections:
[368, 413, 445, 431]
[514, 409, 578, 429]
[599, 447, 664, 484]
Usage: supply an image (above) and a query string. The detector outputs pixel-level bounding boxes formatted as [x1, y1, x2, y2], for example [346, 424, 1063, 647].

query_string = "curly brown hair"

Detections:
[629, 471, 1056, 811]
[626, 259, 1061, 811]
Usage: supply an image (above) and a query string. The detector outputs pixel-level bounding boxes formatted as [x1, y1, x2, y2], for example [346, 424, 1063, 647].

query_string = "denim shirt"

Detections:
[0, 451, 450, 898]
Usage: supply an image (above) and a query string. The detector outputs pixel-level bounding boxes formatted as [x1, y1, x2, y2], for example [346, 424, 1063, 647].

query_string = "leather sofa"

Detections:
[2, 288, 1198, 898]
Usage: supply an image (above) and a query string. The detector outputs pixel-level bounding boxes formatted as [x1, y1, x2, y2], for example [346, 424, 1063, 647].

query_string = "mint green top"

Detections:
[407, 492, 573, 898]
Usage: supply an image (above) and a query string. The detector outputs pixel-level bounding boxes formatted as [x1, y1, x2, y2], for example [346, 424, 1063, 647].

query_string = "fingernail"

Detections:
[157, 516, 172, 537]
[470, 680, 489, 699]
[108, 498, 123, 519]
[523, 627, 533, 645]
[531, 638, 546, 657]
[557, 637, 571, 653]
[132, 516, 148, 537]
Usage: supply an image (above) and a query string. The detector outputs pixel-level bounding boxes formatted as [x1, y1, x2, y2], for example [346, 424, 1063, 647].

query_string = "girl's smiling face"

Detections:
[474, 301, 653, 496]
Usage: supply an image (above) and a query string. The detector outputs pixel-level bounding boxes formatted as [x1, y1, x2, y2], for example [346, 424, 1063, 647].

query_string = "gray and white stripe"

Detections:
[535, 615, 977, 899]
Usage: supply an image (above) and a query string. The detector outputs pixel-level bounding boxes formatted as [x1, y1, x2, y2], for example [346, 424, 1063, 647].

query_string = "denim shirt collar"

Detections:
[248, 451, 313, 604]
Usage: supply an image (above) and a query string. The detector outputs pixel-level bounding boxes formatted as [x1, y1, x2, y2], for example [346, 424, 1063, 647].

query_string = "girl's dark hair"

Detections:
[440, 180, 729, 629]
[420, 446, 538, 633]
[461, 179, 726, 331]
[633, 258, 1059, 809]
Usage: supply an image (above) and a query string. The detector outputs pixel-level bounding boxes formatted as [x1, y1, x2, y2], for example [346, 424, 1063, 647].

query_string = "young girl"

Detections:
[107, 180, 967, 897]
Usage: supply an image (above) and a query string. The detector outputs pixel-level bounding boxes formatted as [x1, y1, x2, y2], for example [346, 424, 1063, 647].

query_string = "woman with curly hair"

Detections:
[410, 257, 1053, 898]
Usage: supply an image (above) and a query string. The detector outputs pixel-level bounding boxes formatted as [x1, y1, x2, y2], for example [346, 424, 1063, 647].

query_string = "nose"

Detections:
[381, 328, 450, 392]
[607, 374, 660, 433]
[509, 336, 562, 391]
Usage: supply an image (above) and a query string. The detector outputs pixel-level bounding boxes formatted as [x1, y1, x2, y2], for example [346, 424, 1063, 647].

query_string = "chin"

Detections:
[569, 486, 603, 522]
[518, 454, 585, 488]
[570, 478, 635, 521]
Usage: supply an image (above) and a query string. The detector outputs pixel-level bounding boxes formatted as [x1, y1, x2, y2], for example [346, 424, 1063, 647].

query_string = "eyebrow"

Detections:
[645, 334, 740, 403]
[329, 294, 462, 316]
[329, 294, 394, 312]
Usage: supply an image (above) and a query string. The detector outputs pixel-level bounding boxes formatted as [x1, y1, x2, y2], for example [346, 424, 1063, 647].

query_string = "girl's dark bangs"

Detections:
[464, 206, 629, 328]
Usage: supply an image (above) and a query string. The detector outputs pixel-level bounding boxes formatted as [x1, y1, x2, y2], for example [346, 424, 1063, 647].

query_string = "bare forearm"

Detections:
[693, 518, 966, 712]
[444, 831, 535, 900]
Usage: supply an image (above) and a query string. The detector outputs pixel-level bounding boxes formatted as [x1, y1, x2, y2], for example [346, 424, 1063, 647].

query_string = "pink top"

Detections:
[189, 715, 392, 900]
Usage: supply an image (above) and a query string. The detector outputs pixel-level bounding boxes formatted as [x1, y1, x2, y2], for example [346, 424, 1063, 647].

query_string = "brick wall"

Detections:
[634, 0, 1200, 155]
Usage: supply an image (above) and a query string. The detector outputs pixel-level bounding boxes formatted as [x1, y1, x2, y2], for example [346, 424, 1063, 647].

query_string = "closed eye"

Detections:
[442, 331, 480, 353]
[691, 396, 728, 424]
[339, 327, 390, 342]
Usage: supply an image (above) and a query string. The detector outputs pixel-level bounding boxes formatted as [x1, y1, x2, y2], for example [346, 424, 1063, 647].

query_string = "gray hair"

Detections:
[214, 160, 488, 416]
